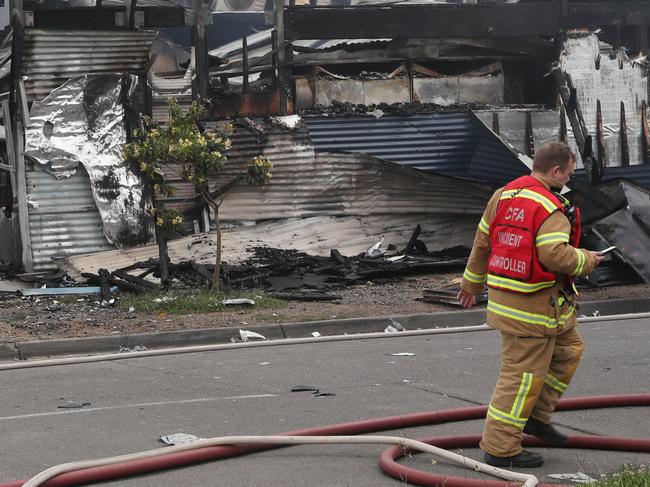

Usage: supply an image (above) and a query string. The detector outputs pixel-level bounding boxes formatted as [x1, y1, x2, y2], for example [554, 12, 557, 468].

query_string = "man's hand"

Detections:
[590, 250, 606, 267]
[457, 289, 477, 309]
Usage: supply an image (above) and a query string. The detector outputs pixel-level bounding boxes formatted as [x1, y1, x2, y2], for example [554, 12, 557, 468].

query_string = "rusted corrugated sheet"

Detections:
[22, 29, 156, 102]
[26, 164, 114, 271]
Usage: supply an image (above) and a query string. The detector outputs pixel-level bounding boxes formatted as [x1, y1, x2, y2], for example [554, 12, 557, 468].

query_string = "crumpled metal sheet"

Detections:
[25, 74, 154, 248]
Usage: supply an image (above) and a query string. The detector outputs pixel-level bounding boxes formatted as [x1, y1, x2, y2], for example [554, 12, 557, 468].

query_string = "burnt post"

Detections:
[127, 0, 138, 29]
[559, 104, 568, 143]
[242, 35, 249, 94]
[492, 112, 500, 135]
[642, 101, 650, 165]
[274, 0, 288, 115]
[194, 0, 208, 99]
[271, 29, 279, 89]
[596, 99, 606, 168]
[525, 111, 535, 157]
[620, 101, 630, 167]
[555, 70, 600, 183]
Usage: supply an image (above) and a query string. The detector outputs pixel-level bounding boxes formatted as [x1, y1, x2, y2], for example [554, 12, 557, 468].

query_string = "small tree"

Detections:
[123, 100, 271, 290]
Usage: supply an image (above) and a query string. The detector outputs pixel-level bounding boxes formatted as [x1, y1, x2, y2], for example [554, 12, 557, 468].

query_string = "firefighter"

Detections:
[457, 141, 604, 468]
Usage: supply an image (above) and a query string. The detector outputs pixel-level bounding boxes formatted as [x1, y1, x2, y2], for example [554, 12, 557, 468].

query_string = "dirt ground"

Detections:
[1, 272, 649, 343]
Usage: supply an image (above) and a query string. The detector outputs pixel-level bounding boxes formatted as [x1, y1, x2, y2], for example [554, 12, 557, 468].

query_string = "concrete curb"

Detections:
[8, 297, 650, 361]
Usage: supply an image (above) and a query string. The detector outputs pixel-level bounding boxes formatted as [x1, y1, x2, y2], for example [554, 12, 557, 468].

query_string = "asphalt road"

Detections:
[2, 317, 649, 486]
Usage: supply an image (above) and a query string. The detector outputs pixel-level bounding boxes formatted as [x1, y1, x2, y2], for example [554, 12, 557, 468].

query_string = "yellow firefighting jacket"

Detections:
[460, 174, 598, 337]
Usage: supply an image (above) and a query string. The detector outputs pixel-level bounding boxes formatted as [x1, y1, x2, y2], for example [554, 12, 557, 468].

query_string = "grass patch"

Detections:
[592, 465, 649, 486]
[118, 290, 287, 315]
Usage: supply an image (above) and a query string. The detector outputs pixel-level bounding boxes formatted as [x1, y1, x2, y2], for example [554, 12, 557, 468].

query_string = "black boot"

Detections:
[484, 450, 544, 468]
[524, 417, 568, 445]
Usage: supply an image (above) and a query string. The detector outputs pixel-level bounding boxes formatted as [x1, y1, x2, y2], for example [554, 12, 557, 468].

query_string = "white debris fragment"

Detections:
[311, 332, 322, 337]
[592, 310, 600, 317]
[389, 318, 405, 331]
[385, 318, 406, 333]
[128, 306, 135, 313]
[259, 362, 271, 366]
[154, 296, 176, 304]
[119, 345, 148, 353]
[160, 433, 204, 446]
[546, 472, 597, 484]
[271, 114, 301, 130]
[239, 329, 266, 342]
[222, 298, 256, 306]
[389, 352, 416, 357]
[366, 237, 386, 258]
[386, 255, 406, 262]
[26, 195, 39, 209]
[367, 109, 384, 119]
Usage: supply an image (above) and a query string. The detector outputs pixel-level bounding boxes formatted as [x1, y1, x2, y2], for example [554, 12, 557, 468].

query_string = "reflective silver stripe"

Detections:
[487, 274, 555, 293]
[463, 268, 487, 284]
[500, 188, 558, 214]
[536, 232, 569, 247]
[572, 249, 586, 276]
[511, 372, 533, 418]
[545, 373, 568, 393]
[487, 404, 527, 429]
[487, 301, 575, 329]
[478, 217, 490, 235]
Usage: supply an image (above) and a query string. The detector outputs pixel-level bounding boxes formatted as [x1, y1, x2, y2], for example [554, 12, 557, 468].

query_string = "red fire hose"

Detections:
[2, 394, 649, 487]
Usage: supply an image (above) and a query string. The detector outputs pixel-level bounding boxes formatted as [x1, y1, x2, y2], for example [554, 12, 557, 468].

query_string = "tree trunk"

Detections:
[211, 203, 221, 291]
[155, 223, 171, 288]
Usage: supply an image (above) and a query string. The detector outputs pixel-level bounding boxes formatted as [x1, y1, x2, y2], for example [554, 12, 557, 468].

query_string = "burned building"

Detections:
[2, 1, 650, 290]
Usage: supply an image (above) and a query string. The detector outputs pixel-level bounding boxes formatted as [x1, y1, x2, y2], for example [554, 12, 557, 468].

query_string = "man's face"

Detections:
[551, 157, 575, 186]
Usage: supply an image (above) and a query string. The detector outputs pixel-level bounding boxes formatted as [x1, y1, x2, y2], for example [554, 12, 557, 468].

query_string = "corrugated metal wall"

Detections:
[304, 112, 528, 184]
[304, 113, 477, 176]
[26, 164, 114, 271]
[201, 123, 494, 222]
[22, 29, 156, 102]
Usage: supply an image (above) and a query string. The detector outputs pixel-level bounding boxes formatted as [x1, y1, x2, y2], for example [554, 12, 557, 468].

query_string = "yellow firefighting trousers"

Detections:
[479, 326, 584, 457]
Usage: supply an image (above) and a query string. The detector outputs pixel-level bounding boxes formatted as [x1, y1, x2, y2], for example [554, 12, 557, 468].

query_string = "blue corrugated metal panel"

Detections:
[305, 112, 528, 185]
[469, 114, 530, 184]
[575, 165, 650, 189]
[304, 113, 477, 177]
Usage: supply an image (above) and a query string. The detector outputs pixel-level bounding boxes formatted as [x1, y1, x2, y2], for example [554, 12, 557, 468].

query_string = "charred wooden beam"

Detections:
[621, 101, 630, 167]
[194, 0, 208, 99]
[642, 101, 650, 165]
[113, 269, 159, 290]
[190, 262, 215, 286]
[596, 99, 607, 168]
[98, 269, 112, 302]
[330, 249, 349, 266]
[492, 112, 500, 135]
[403, 224, 422, 256]
[31, 7, 185, 28]
[560, 104, 568, 144]
[242, 36, 249, 94]
[275, 0, 289, 115]
[127, 0, 137, 29]
[525, 111, 535, 158]
[82, 269, 148, 295]
[555, 70, 599, 182]
[285, 3, 650, 40]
